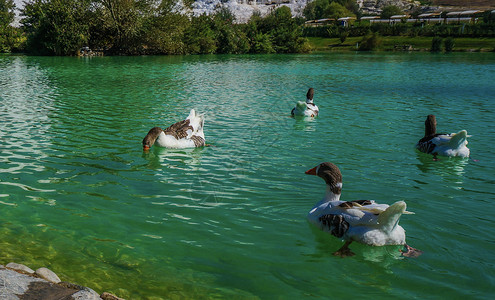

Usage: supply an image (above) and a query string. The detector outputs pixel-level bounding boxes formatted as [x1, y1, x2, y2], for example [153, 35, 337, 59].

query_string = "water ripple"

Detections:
[1, 53, 494, 299]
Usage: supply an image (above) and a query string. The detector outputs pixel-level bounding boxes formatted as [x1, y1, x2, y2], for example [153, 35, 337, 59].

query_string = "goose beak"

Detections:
[305, 166, 317, 175]
[143, 145, 150, 151]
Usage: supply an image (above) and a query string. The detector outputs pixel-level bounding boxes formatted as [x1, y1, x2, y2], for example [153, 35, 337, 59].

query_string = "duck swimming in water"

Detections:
[291, 88, 319, 117]
[142, 109, 205, 150]
[416, 114, 470, 158]
[306, 162, 421, 257]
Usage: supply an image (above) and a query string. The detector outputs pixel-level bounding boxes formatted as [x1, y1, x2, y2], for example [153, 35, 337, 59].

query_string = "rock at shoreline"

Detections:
[35, 267, 61, 284]
[5, 262, 35, 274]
[0, 263, 123, 300]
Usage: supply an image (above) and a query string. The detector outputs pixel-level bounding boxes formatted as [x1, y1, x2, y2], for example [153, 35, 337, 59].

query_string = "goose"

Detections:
[306, 162, 421, 257]
[416, 114, 470, 158]
[291, 88, 319, 117]
[142, 109, 205, 150]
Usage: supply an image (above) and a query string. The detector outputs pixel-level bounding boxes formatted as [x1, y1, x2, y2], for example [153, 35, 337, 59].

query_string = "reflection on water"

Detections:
[415, 151, 469, 178]
[1, 53, 494, 299]
[307, 218, 404, 266]
[0, 57, 56, 205]
[142, 147, 204, 170]
[292, 116, 318, 132]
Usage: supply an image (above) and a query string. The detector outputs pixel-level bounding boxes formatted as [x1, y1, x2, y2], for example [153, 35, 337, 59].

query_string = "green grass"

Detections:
[307, 36, 495, 52]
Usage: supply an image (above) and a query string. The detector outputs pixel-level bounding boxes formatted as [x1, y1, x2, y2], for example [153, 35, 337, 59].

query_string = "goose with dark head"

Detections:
[305, 162, 421, 257]
[142, 109, 205, 151]
[291, 88, 319, 117]
[416, 114, 470, 158]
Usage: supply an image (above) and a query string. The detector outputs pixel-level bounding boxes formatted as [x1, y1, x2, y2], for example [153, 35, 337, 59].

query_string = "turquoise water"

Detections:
[1, 52, 494, 299]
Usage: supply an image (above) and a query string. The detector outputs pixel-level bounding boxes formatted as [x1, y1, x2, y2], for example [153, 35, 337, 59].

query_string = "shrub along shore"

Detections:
[308, 36, 495, 52]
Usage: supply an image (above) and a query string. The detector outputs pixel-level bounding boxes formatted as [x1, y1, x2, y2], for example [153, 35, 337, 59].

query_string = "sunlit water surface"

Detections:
[1, 53, 494, 299]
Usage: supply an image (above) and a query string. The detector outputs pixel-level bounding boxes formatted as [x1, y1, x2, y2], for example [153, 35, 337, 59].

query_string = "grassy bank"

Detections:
[308, 36, 495, 52]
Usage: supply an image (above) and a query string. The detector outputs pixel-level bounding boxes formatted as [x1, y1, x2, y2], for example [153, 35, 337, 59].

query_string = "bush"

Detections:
[380, 5, 404, 19]
[339, 29, 348, 43]
[358, 32, 381, 51]
[444, 37, 454, 52]
[431, 36, 443, 52]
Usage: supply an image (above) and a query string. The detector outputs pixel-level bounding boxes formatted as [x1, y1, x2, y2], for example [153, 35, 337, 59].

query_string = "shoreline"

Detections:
[307, 36, 495, 52]
[0, 262, 123, 300]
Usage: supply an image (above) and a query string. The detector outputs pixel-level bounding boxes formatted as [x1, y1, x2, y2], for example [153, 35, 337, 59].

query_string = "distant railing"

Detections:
[304, 10, 487, 27]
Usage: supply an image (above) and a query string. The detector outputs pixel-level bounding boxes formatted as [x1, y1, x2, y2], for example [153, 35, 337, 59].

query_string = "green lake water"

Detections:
[1, 52, 494, 299]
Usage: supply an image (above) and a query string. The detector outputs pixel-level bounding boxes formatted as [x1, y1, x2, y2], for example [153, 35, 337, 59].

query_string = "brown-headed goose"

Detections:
[305, 162, 421, 258]
[416, 114, 470, 158]
[143, 109, 205, 150]
[291, 88, 319, 117]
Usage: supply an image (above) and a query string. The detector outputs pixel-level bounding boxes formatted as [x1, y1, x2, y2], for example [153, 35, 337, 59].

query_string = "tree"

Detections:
[380, 5, 404, 19]
[358, 32, 381, 51]
[0, 0, 15, 27]
[96, 0, 154, 54]
[142, 1, 190, 54]
[303, 0, 356, 20]
[183, 14, 217, 54]
[444, 37, 454, 52]
[22, 0, 91, 55]
[324, 2, 353, 20]
[261, 6, 310, 53]
[244, 12, 274, 54]
[431, 36, 443, 52]
[0, 0, 19, 53]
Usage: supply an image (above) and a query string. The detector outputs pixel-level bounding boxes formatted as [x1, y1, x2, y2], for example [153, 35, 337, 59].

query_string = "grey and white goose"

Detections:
[291, 88, 319, 117]
[142, 109, 205, 150]
[416, 114, 470, 158]
[306, 162, 421, 257]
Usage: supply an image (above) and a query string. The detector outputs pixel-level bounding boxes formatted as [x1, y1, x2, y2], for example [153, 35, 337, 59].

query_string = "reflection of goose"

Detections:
[416, 115, 469, 158]
[143, 109, 205, 150]
[416, 151, 468, 179]
[291, 88, 319, 117]
[306, 162, 421, 257]
[143, 147, 204, 171]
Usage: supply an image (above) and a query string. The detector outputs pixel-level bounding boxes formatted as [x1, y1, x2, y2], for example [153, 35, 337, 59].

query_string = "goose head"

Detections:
[306, 88, 315, 104]
[425, 114, 437, 137]
[305, 162, 342, 200]
[142, 127, 162, 151]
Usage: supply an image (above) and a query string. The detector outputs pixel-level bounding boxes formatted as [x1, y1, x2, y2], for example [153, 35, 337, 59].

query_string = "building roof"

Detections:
[337, 17, 356, 21]
[446, 10, 482, 16]
[418, 13, 441, 18]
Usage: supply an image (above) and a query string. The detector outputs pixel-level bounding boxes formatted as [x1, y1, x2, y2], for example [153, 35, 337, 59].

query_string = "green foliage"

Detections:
[0, 0, 15, 27]
[183, 14, 217, 54]
[431, 36, 443, 52]
[96, 0, 155, 54]
[303, 0, 355, 20]
[22, 0, 90, 55]
[304, 18, 495, 40]
[143, 12, 188, 55]
[358, 32, 382, 51]
[339, 30, 348, 43]
[251, 33, 275, 54]
[0, 0, 22, 53]
[380, 5, 404, 19]
[324, 2, 354, 20]
[444, 37, 454, 52]
[259, 6, 310, 53]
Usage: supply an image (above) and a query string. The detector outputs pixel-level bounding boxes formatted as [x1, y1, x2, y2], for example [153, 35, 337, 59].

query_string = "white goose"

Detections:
[416, 114, 470, 158]
[142, 109, 205, 150]
[291, 88, 319, 117]
[306, 162, 421, 257]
